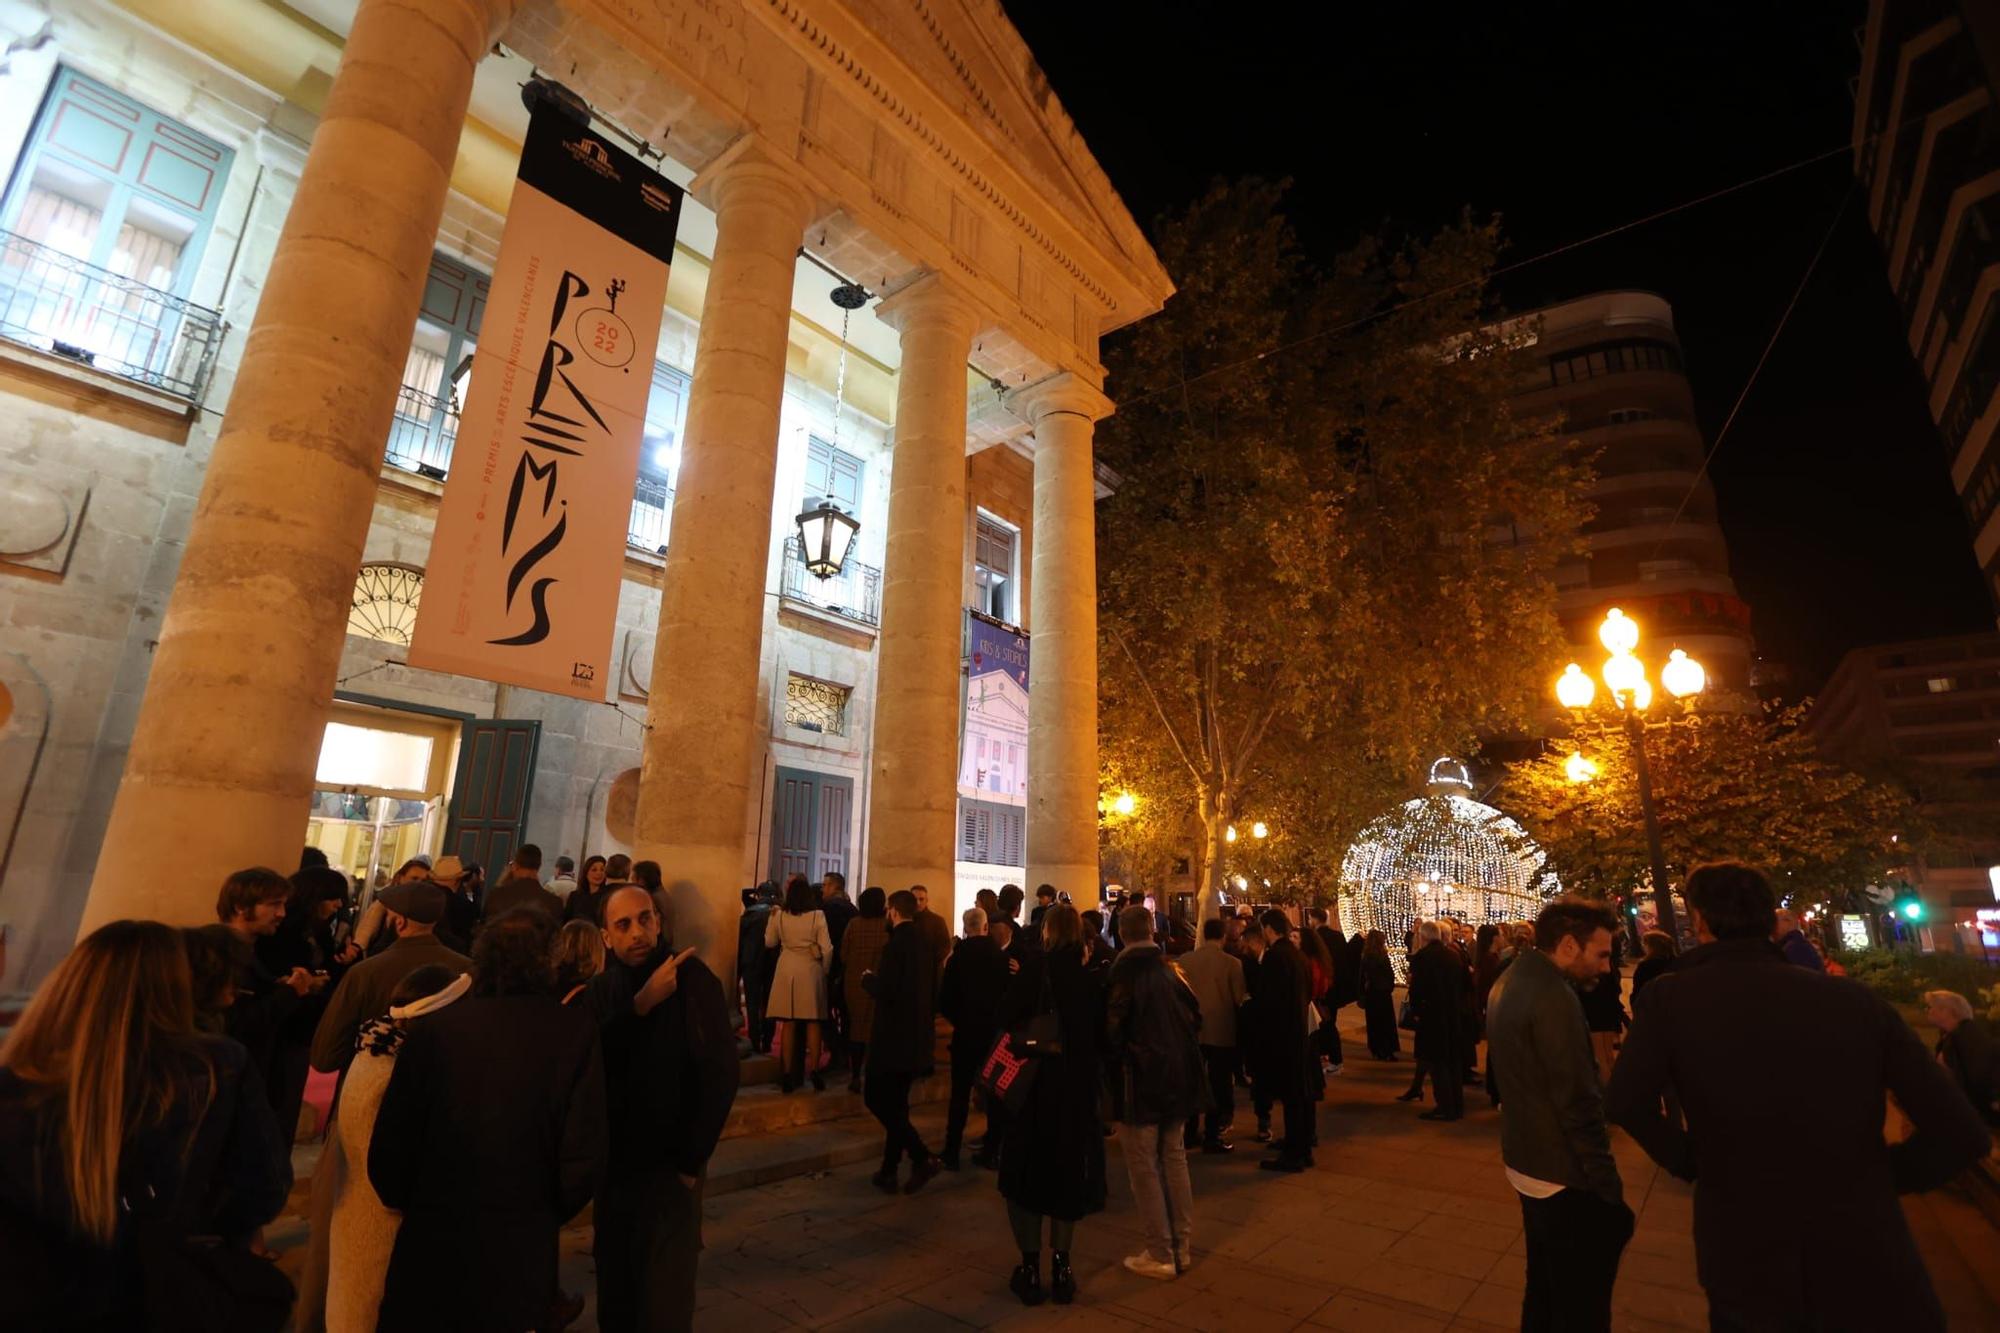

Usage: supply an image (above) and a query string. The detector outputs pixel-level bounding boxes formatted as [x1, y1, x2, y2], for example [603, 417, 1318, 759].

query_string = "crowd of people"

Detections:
[0, 846, 731, 1332]
[2, 846, 1996, 1331]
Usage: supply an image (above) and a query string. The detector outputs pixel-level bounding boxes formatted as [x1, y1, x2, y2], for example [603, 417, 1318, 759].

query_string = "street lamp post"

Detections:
[1555, 607, 1706, 943]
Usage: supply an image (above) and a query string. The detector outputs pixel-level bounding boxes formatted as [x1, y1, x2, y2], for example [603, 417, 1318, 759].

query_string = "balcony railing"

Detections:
[0, 228, 224, 401]
[780, 535, 882, 628]
[627, 477, 673, 553]
[384, 382, 459, 475]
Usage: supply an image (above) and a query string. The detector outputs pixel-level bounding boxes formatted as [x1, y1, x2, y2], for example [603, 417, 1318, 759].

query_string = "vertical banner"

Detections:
[409, 108, 684, 697]
[958, 611, 1030, 804]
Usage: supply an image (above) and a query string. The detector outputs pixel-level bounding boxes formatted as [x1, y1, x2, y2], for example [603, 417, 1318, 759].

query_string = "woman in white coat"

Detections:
[765, 872, 835, 1091]
[319, 965, 469, 1332]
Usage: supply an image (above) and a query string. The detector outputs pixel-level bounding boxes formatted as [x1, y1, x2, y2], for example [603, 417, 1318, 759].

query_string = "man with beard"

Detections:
[584, 886, 741, 1332]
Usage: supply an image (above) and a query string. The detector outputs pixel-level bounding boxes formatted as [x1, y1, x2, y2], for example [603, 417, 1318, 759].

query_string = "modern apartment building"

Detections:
[1518, 291, 1757, 692]
[1851, 0, 2000, 616]
[1812, 630, 2000, 934]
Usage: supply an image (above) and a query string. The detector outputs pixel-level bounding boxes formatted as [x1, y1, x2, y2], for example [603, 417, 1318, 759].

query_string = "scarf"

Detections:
[354, 971, 471, 1059]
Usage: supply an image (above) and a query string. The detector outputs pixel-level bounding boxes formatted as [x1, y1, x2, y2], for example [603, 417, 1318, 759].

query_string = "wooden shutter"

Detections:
[770, 768, 816, 883]
[443, 719, 540, 870]
[813, 776, 852, 882]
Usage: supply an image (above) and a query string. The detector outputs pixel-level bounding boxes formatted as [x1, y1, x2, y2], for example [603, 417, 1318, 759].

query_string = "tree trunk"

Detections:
[1196, 785, 1229, 923]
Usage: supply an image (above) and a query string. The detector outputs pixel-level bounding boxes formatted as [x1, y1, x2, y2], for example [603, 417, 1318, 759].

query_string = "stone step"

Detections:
[707, 1104, 956, 1197]
[721, 1067, 952, 1140]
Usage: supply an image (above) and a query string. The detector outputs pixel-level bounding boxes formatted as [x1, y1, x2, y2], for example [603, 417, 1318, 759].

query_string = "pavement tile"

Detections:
[1381, 1232, 1508, 1282]
[817, 1296, 975, 1331]
[902, 1269, 1047, 1327]
[1610, 1276, 1709, 1331]
[1304, 1289, 1451, 1332]
[1333, 1256, 1479, 1314]
[1410, 1209, 1521, 1254]
[1454, 1281, 1524, 1327]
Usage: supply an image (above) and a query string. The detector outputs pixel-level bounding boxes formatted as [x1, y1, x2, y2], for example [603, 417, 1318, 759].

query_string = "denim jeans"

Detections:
[1121, 1119, 1194, 1261]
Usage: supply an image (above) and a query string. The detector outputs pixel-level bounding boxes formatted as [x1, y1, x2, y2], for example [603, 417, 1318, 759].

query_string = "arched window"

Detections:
[348, 563, 424, 645]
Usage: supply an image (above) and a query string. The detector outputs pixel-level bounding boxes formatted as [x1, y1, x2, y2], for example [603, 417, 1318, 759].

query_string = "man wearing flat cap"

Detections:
[310, 877, 471, 1076]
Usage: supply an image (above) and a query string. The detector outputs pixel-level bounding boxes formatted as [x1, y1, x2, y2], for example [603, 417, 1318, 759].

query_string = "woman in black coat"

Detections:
[1359, 930, 1400, 1059]
[997, 907, 1106, 1307]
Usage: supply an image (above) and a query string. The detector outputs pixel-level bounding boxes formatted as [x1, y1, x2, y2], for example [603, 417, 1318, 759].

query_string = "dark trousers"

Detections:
[1315, 1006, 1344, 1067]
[595, 1169, 704, 1333]
[865, 1069, 929, 1172]
[943, 1047, 994, 1157]
[1425, 1056, 1463, 1117]
[1280, 1086, 1313, 1159]
[1519, 1187, 1633, 1332]
[1200, 1045, 1236, 1143]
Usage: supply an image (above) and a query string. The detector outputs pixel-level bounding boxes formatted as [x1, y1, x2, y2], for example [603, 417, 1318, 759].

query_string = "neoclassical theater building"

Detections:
[0, 0, 1171, 989]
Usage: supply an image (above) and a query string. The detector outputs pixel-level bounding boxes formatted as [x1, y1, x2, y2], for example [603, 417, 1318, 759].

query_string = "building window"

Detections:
[0, 68, 233, 398]
[1928, 677, 1958, 693]
[973, 513, 1018, 622]
[1547, 338, 1682, 387]
[348, 564, 425, 645]
[784, 674, 849, 736]
[629, 362, 690, 552]
[1607, 407, 1653, 425]
[803, 436, 863, 513]
[958, 797, 1025, 866]
[385, 252, 489, 475]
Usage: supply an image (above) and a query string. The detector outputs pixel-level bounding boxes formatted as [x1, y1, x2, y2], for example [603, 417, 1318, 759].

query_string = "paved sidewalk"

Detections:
[552, 1010, 2000, 1332]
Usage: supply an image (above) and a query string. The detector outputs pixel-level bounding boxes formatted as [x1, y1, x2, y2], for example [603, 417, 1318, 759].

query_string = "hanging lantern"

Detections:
[794, 498, 859, 579]
[794, 279, 870, 580]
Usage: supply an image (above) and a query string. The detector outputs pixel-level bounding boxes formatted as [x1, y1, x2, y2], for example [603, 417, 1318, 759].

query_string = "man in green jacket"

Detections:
[1484, 896, 1631, 1332]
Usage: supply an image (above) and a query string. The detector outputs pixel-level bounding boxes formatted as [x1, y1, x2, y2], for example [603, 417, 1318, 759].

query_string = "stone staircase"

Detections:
[708, 1030, 959, 1196]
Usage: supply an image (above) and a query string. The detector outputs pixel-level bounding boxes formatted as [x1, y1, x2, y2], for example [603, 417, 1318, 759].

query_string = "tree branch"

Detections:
[1112, 627, 1203, 786]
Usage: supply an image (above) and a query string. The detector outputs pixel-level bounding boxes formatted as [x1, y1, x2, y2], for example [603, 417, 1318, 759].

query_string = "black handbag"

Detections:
[1398, 997, 1419, 1030]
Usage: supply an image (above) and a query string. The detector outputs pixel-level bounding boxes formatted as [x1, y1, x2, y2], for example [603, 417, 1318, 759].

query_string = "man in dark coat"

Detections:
[864, 889, 939, 1193]
[938, 906, 1010, 1169]
[736, 883, 778, 1053]
[1105, 906, 1206, 1277]
[369, 911, 604, 1332]
[583, 885, 741, 1333]
[1407, 920, 1467, 1121]
[1246, 909, 1314, 1171]
[1606, 863, 1990, 1333]
[1771, 907, 1825, 972]
[1486, 897, 1632, 1331]
[310, 879, 469, 1076]
[482, 843, 562, 921]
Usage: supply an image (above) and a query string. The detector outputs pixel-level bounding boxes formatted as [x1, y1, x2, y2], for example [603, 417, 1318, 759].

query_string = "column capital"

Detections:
[874, 271, 981, 340]
[1008, 370, 1114, 427]
[689, 136, 820, 232]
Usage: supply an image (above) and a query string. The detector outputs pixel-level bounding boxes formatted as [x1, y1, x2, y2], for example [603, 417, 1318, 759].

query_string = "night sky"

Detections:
[1001, 0, 1994, 692]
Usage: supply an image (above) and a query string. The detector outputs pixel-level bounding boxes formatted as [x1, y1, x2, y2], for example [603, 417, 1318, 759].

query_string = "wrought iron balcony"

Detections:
[780, 534, 881, 628]
[384, 382, 459, 475]
[0, 227, 224, 401]
[627, 476, 674, 554]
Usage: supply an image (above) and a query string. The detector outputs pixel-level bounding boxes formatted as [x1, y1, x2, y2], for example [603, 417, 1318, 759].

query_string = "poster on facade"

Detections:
[408, 107, 683, 698]
[958, 611, 1030, 804]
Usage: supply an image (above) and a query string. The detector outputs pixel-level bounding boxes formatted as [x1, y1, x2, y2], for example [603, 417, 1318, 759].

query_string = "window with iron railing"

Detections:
[0, 69, 232, 401]
[780, 535, 882, 627]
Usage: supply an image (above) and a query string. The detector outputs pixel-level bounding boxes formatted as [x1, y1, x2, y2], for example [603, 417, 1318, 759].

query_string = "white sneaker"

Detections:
[1328, 1063, 1345, 1076]
[1123, 1251, 1177, 1281]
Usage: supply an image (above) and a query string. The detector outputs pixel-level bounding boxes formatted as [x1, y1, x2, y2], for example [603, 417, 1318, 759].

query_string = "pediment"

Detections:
[832, 0, 1169, 308]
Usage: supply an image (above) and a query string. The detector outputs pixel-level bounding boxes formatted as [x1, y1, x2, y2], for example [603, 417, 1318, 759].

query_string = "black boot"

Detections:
[1010, 1255, 1045, 1307]
[1050, 1250, 1076, 1305]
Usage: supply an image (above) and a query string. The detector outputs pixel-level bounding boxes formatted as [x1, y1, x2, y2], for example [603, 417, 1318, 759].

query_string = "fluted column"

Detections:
[80, 0, 516, 933]
[1011, 372, 1114, 910]
[866, 275, 979, 899]
[635, 142, 815, 982]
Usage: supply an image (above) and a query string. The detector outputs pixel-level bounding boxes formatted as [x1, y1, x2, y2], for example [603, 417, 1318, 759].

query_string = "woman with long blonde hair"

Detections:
[0, 919, 292, 1328]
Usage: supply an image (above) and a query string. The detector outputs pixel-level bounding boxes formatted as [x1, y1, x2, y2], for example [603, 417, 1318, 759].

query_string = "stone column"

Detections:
[634, 142, 814, 983]
[866, 276, 979, 902]
[79, 0, 515, 933]
[1011, 373, 1114, 910]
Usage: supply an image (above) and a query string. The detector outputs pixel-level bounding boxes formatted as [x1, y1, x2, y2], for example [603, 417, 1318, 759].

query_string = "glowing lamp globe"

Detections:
[1564, 751, 1597, 784]
[794, 497, 859, 579]
[1251, 821, 1269, 840]
[1599, 607, 1640, 655]
[1661, 648, 1706, 699]
[1225, 824, 1238, 844]
[1556, 663, 1596, 709]
[1111, 791, 1137, 817]
[1627, 677, 1654, 711]
[1601, 651, 1646, 698]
